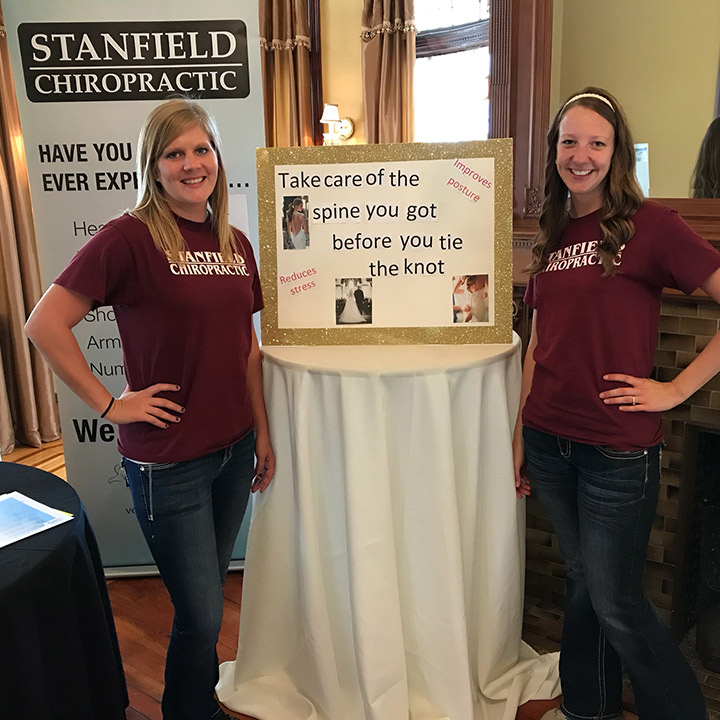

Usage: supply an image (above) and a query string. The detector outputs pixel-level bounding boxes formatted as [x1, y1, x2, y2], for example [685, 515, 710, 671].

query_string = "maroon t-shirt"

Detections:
[523, 201, 720, 449]
[56, 213, 263, 463]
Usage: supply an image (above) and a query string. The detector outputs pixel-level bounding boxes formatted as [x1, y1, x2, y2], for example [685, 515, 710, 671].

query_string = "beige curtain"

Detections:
[361, 0, 416, 144]
[0, 5, 61, 455]
[260, 0, 314, 147]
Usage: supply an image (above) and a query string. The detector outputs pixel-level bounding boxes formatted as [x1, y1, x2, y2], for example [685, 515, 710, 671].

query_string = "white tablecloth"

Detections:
[218, 335, 559, 720]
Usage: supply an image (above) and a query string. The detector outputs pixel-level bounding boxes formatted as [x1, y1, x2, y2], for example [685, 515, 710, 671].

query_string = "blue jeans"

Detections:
[123, 432, 255, 720]
[523, 426, 706, 720]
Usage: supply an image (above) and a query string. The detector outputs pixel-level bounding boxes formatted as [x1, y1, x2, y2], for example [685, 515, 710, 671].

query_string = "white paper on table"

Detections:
[0, 491, 73, 549]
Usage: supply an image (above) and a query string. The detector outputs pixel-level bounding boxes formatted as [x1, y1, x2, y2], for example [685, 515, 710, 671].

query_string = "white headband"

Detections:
[562, 92, 615, 113]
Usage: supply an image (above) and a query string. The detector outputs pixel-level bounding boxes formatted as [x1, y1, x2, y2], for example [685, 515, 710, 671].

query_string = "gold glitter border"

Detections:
[258, 140, 513, 345]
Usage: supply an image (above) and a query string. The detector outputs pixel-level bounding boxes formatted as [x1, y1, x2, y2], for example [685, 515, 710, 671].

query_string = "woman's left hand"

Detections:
[599, 374, 684, 412]
[252, 432, 275, 493]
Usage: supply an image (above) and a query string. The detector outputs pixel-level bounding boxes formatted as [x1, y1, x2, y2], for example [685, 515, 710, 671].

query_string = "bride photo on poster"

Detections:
[282, 195, 309, 249]
[335, 277, 372, 325]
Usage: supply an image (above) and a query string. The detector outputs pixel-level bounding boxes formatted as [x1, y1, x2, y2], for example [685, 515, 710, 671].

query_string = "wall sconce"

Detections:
[320, 103, 354, 145]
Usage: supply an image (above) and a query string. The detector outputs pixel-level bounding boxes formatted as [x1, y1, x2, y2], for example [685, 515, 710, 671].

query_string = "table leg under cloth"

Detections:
[218, 340, 559, 720]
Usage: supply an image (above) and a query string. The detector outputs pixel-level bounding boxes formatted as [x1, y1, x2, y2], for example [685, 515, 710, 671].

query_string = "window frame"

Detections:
[308, 0, 554, 223]
[308, 0, 324, 146]
[416, 19, 489, 59]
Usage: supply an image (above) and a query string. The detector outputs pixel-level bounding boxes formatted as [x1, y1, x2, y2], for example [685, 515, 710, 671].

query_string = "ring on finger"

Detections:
[632, 396, 636, 406]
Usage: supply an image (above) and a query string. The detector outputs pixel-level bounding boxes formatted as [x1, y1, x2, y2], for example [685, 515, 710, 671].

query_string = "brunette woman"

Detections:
[514, 87, 720, 720]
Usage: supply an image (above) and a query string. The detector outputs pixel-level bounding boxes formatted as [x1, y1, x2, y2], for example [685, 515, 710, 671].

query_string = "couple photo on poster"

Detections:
[282, 195, 309, 250]
[335, 277, 372, 325]
[452, 274, 489, 323]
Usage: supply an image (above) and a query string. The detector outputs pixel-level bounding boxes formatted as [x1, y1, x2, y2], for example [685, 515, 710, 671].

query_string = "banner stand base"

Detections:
[104, 559, 245, 579]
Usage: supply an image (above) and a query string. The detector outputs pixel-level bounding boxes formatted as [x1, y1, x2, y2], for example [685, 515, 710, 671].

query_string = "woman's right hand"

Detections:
[514, 312, 538, 499]
[105, 384, 184, 428]
[513, 425, 531, 498]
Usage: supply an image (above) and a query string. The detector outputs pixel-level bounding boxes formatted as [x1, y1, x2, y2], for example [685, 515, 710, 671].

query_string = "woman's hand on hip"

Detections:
[106, 384, 184, 427]
[252, 432, 275, 493]
[600, 374, 684, 413]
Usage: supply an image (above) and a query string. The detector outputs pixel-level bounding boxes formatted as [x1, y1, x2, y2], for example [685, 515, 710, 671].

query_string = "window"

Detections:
[414, 1, 490, 142]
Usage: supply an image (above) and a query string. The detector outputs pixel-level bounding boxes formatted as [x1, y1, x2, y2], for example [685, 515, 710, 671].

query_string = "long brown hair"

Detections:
[528, 87, 643, 276]
[129, 98, 237, 262]
[692, 116, 720, 198]
[285, 197, 303, 226]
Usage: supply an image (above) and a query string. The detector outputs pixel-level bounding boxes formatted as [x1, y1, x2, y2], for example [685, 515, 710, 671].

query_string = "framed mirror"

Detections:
[509, 0, 720, 256]
[552, 1, 720, 200]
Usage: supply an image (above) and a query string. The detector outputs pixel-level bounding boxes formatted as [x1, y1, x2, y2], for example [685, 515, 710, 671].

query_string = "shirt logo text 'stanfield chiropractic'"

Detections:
[17, 20, 249, 102]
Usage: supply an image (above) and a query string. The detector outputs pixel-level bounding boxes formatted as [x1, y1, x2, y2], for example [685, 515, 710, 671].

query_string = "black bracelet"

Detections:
[100, 397, 115, 418]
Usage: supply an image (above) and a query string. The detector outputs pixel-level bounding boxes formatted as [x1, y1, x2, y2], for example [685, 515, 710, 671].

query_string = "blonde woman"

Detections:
[26, 98, 274, 720]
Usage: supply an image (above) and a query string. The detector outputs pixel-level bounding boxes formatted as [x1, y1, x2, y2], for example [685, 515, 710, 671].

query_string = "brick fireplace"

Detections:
[515, 289, 720, 633]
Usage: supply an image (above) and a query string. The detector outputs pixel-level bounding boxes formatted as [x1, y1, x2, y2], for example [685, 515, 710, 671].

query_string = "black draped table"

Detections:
[0, 462, 128, 720]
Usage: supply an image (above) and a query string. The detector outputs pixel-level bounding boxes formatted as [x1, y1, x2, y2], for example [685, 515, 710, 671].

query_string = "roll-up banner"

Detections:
[3, 0, 265, 570]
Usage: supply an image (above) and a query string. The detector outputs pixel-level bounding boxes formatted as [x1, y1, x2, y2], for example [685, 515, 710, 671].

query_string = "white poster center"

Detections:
[274, 156, 496, 329]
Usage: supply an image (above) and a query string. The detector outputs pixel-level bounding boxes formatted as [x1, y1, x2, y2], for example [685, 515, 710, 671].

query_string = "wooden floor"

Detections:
[4, 440, 608, 720]
[4, 438, 66, 479]
[108, 572, 559, 720]
[110, 574, 254, 720]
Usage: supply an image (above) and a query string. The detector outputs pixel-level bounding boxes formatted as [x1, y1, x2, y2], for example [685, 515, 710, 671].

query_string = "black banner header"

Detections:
[17, 20, 250, 102]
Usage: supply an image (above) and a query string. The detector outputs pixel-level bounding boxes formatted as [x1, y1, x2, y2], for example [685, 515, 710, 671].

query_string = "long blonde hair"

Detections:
[130, 98, 237, 262]
[528, 87, 643, 277]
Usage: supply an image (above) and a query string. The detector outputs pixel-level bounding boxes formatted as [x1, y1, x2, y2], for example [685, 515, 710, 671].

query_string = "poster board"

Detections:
[258, 140, 513, 345]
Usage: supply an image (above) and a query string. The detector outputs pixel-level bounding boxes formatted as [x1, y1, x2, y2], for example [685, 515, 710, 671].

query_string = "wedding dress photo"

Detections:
[288, 211, 308, 249]
[468, 286, 488, 322]
[337, 281, 365, 323]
